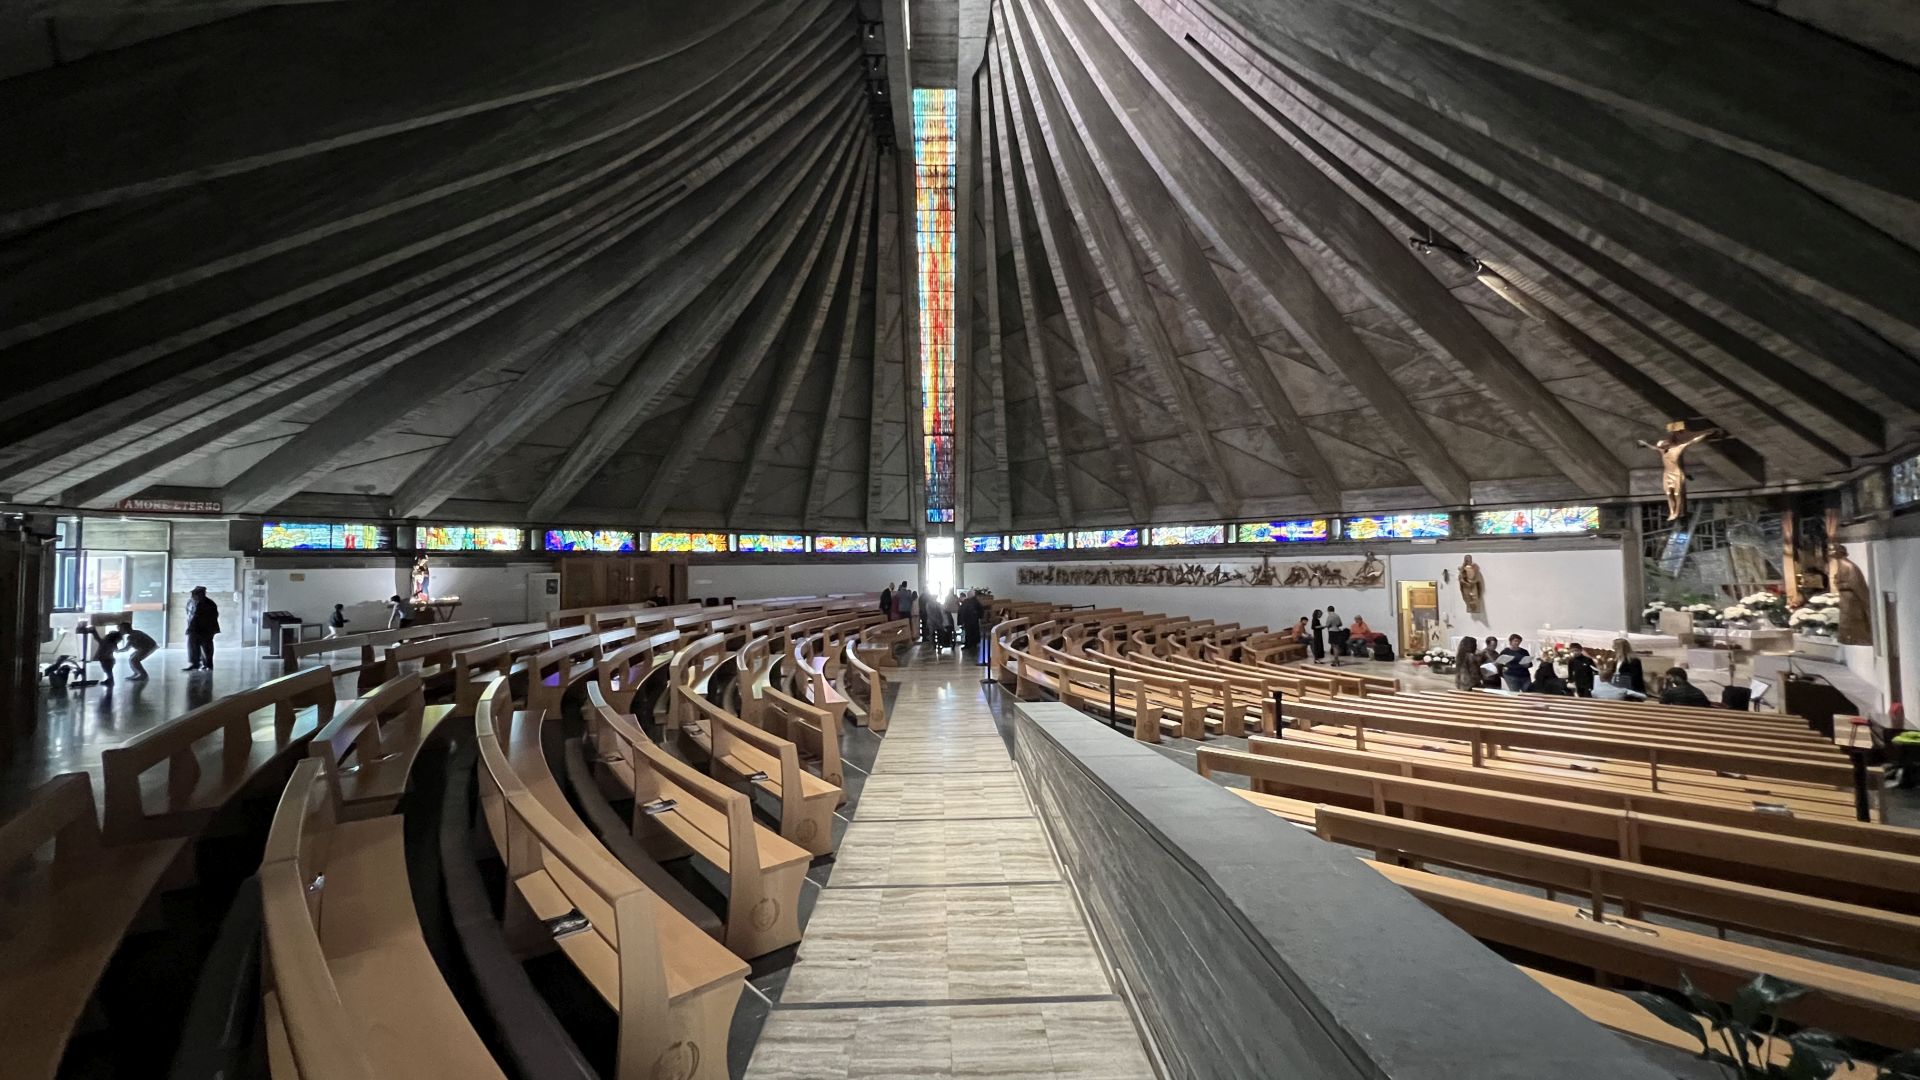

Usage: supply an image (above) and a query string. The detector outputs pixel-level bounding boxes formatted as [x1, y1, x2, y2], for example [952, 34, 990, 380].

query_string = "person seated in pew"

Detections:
[1657, 666, 1713, 708]
[647, 585, 670, 607]
[1345, 615, 1373, 656]
[1292, 616, 1309, 642]
[1496, 634, 1532, 692]
[1564, 642, 1598, 698]
[1453, 636, 1482, 691]
[1525, 657, 1569, 695]
[327, 603, 350, 638]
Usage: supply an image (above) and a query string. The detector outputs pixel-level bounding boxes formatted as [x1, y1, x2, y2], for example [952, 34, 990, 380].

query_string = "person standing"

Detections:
[1496, 634, 1530, 692]
[1453, 636, 1481, 691]
[327, 603, 350, 638]
[1309, 609, 1326, 664]
[958, 590, 983, 658]
[1527, 658, 1569, 695]
[185, 585, 221, 672]
[1324, 605, 1346, 667]
[1564, 642, 1597, 698]
[1604, 638, 1646, 695]
[119, 621, 157, 680]
[387, 594, 411, 630]
[878, 583, 894, 618]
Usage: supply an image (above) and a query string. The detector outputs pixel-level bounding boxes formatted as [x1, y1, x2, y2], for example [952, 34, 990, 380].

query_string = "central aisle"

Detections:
[745, 657, 1157, 1079]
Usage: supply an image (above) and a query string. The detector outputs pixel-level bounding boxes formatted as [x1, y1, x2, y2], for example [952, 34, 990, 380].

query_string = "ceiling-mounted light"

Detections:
[1407, 230, 1482, 274]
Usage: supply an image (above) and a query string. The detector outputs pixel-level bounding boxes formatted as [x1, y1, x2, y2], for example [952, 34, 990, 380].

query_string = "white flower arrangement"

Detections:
[1683, 601, 1723, 627]
[1789, 594, 1842, 637]
[1642, 599, 1672, 625]
[1418, 645, 1458, 671]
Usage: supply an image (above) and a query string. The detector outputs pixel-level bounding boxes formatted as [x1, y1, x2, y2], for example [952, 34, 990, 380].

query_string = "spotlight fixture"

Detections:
[1407, 231, 1482, 274]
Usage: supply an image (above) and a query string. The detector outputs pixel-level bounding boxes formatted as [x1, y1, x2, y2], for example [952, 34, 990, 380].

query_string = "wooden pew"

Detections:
[788, 636, 850, 735]
[840, 638, 890, 733]
[1314, 805, 1920, 967]
[282, 617, 492, 686]
[1247, 738, 1920, 854]
[1372, 859, 1920, 1049]
[585, 689, 809, 958]
[1197, 747, 1920, 913]
[377, 622, 543, 684]
[1004, 647, 1158, 742]
[472, 680, 745, 1080]
[674, 685, 838, 857]
[524, 628, 635, 720]
[594, 630, 682, 716]
[306, 672, 457, 820]
[260, 757, 505, 1079]
[101, 666, 338, 843]
[449, 625, 592, 718]
[0, 774, 188, 1080]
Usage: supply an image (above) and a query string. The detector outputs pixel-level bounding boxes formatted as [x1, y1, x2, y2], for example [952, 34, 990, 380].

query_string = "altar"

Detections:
[1537, 627, 1680, 653]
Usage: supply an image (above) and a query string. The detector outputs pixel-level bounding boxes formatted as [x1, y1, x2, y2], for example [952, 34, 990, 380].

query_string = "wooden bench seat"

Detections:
[840, 640, 890, 733]
[307, 672, 455, 820]
[1391, 691, 1837, 750]
[1248, 737, 1919, 852]
[524, 628, 635, 720]
[475, 679, 746, 1080]
[759, 685, 846, 792]
[594, 630, 682, 716]
[283, 617, 493, 687]
[1198, 746, 1920, 913]
[260, 757, 505, 1079]
[450, 625, 593, 718]
[675, 686, 838, 857]
[587, 688, 808, 958]
[1372, 859, 1920, 1049]
[1315, 805, 1920, 967]
[0, 773, 188, 1080]
[101, 665, 339, 843]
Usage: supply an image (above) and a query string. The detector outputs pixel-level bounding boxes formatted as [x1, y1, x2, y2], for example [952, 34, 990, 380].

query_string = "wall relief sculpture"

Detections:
[1015, 553, 1385, 589]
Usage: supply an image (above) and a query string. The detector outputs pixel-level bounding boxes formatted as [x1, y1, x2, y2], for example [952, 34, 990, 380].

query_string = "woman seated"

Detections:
[1525, 657, 1569, 695]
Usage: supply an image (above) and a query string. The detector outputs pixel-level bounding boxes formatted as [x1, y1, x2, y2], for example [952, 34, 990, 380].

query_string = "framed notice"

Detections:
[174, 557, 237, 593]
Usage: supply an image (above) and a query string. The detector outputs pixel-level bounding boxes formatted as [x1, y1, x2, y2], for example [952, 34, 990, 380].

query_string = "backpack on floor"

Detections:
[1371, 637, 1395, 661]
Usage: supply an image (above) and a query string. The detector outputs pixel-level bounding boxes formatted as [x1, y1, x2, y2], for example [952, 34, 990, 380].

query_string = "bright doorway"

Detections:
[1399, 579, 1439, 655]
[926, 536, 955, 601]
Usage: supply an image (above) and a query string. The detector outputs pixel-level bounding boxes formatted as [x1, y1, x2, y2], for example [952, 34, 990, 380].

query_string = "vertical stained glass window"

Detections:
[914, 88, 957, 524]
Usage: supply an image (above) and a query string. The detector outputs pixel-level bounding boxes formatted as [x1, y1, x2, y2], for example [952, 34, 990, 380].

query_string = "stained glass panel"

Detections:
[649, 531, 728, 553]
[1343, 513, 1451, 540]
[915, 88, 957, 524]
[1149, 525, 1225, 546]
[1472, 506, 1599, 535]
[878, 537, 919, 553]
[812, 535, 873, 554]
[261, 522, 393, 551]
[1234, 519, 1329, 544]
[419, 525, 524, 552]
[1895, 455, 1920, 508]
[964, 535, 1004, 553]
[541, 529, 636, 552]
[1008, 532, 1066, 551]
[1071, 529, 1140, 549]
[735, 533, 807, 553]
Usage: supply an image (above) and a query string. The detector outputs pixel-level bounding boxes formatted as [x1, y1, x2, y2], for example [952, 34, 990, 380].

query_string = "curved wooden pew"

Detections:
[586, 687, 808, 958]
[307, 672, 456, 820]
[674, 685, 838, 857]
[840, 638, 890, 733]
[283, 617, 492, 685]
[524, 626, 636, 720]
[0, 774, 188, 1080]
[474, 679, 746, 1080]
[594, 629, 682, 716]
[260, 756, 505, 1079]
[377, 621, 544, 685]
[449, 624, 592, 718]
[101, 665, 338, 843]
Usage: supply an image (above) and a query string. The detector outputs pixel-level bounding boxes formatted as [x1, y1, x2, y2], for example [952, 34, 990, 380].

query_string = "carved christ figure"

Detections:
[1638, 425, 1721, 521]
[1458, 555, 1485, 615]
[411, 553, 431, 604]
[1832, 544, 1871, 646]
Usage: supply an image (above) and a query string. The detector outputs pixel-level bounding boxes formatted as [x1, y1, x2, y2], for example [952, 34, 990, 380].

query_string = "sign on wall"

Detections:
[173, 557, 237, 593]
[1015, 554, 1385, 589]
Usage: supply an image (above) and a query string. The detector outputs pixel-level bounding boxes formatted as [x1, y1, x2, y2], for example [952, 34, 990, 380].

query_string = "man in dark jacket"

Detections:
[958, 591, 983, 656]
[1658, 667, 1712, 708]
[1564, 642, 1598, 698]
[184, 585, 220, 672]
[878, 585, 894, 618]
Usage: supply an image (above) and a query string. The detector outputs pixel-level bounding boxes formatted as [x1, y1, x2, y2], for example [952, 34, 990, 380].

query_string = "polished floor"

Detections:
[744, 656, 1157, 1080]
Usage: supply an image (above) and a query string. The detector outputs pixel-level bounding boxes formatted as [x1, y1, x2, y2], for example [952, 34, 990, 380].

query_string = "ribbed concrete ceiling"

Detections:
[0, 0, 912, 531]
[961, 0, 1920, 530]
[0, 0, 1914, 533]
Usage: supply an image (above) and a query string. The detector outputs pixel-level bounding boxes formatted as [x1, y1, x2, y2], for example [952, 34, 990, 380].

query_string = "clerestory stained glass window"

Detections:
[914, 88, 957, 525]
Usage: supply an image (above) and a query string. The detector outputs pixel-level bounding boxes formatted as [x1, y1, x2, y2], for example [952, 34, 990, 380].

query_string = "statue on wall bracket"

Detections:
[1832, 544, 1871, 646]
[1639, 421, 1722, 521]
[411, 553, 431, 604]
[1458, 554, 1485, 616]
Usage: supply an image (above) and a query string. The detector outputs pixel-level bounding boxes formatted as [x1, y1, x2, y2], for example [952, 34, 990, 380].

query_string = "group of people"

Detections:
[1292, 606, 1373, 666]
[877, 581, 997, 665]
[84, 583, 222, 684]
[1449, 633, 1709, 706]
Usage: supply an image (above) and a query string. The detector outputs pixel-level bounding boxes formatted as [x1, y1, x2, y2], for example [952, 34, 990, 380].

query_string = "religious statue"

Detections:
[1638, 422, 1722, 521]
[1458, 554, 1485, 615]
[410, 553, 431, 604]
[1832, 544, 1871, 645]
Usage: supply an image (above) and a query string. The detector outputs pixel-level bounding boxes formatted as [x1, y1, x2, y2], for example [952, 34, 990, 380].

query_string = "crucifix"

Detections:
[1638, 421, 1722, 521]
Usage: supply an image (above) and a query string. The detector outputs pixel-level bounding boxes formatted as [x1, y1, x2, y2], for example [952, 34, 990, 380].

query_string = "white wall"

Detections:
[1390, 547, 1627, 651]
[964, 544, 1627, 654]
[688, 561, 907, 603]
[1858, 537, 1920, 715]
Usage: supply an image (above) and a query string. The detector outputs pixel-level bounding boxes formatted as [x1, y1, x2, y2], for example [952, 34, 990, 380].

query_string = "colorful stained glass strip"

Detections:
[1234, 520, 1330, 544]
[735, 533, 807, 553]
[1070, 528, 1140, 549]
[1008, 532, 1067, 551]
[649, 531, 728, 553]
[541, 529, 636, 552]
[915, 88, 957, 524]
[1149, 525, 1225, 546]
[419, 525, 525, 552]
[1342, 513, 1451, 540]
[1473, 506, 1599, 535]
[261, 522, 393, 551]
[964, 535, 1004, 553]
[878, 537, 919, 553]
[812, 535, 873, 554]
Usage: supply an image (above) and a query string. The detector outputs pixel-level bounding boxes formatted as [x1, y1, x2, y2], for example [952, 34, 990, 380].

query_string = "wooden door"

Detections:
[1399, 581, 1439, 654]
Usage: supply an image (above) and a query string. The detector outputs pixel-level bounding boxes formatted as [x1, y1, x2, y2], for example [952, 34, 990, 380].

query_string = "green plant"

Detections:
[1624, 973, 1920, 1079]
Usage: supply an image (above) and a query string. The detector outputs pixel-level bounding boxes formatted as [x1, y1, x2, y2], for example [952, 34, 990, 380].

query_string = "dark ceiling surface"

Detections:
[0, 0, 1913, 531]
